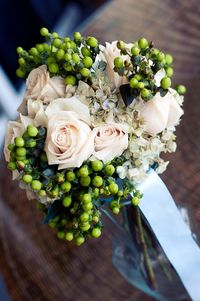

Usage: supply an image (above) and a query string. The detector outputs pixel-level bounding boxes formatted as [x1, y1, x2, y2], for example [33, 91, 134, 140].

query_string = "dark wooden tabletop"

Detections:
[1, 0, 200, 300]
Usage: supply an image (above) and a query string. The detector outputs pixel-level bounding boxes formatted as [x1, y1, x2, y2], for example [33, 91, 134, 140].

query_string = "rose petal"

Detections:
[45, 97, 91, 125]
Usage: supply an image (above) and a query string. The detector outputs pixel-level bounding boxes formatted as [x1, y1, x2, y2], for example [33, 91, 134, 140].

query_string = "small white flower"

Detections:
[116, 166, 127, 179]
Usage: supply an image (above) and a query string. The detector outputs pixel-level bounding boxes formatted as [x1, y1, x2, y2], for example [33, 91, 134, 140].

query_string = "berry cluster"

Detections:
[114, 38, 186, 100]
[7, 125, 141, 246]
[16, 28, 99, 86]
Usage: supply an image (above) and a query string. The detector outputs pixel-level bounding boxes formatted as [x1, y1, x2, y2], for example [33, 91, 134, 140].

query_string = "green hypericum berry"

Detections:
[80, 212, 89, 222]
[92, 215, 99, 223]
[157, 52, 165, 62]
[92, 176, 103, 187]
[76, 236, 85, 246]
[134, 74, 142, 81]
[80, 176, 91, 187]
[138, 38, 148, 49]
[29, 47, 38, 56]
[80, 223, 91, 231]
[112, 206, 120, 214]
[57, 173, 65, 183]
[74, 31, 82, 40]
[70, 41, 77, 49]
[141, 88, 150, 98]
[36, 44, 44, 52]
[39, 190, 46, 197]
[49, 63, 59, 73]
[83, 202, 93, 211]
[151, 48, 159, 56]
[80, 68, 90, 77]
[25, 139, 36, 148]
[8, 143, 15, 151]
[27, 125, 38, 137]
[43, 43, 51, 51]
[176, 84, 187, 95]
[18, 57, 25, 65]
[16, 68, 26, 78]
[16, 156, 26, 163]
[130, 78, 138, 88]
[16, 46, 23, 54]
[7, 162, 17, 170]
[62, 196, 72, 207]
[165, 53, 173, 65]
[61, 182, 71, 192]
[72, 53, 80, 63]
[65, 232, 74, 241]
[81, 47, 91, 57]
[132, 196, 140, 206]
[15, 137, 25, 147]
[93, 188, 99, 197]
[51, 188, 59, 198]
[131, 46, 140, 56]
[49, 221, 57, 228]
[87, 37, 98, 47]
[137, 82, 145, 89]
[64, 37, 70, 43]
[22, 174, 32, 184]
[64, 64, 73, 72]
[82, 193, 92, 204]
[91, 228, 101, 238]
[31, 180, 42, 191]
[53, 38, 62, 48]
[64, 53, 72, 61]
[109, 183, 119, 194]
[56, 49, 65, 60]
[57, 231, 65, 239]
[166, 67, 174, 77]
[117, 40, 125, 50]
[91, 160, 103, 172]
[79, 166, 89, 177]
[64, 42, 71, 49]
[105, 164, 115, 176]
[65, 75, 77, 86]
[161, 76, 171, 89]
[47, 56, 56, 65]
[82, 56, 93, 68]
[118, 190, 123, 197]
[16, 160, 25, 170]
[66, 171, 76, 182]
[40, 27, 49, 36]
[16, 147, 26, 157]
[114, 57, 123, 68]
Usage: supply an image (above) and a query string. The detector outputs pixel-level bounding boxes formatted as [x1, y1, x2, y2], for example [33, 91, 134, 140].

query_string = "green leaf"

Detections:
[98, 60, 107, 71]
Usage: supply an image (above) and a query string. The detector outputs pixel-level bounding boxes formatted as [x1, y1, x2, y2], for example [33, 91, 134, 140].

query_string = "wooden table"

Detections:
[1, 0, 200, 300]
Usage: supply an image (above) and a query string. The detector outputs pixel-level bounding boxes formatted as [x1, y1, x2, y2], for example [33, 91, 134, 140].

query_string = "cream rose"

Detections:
[20, 65, 66, 105]
[91, 123, 128, 162]
[45, 105, 93, 169]
[98, 41, 128, 89]
[25, 65, 66, 102]
[140, 91, 183, 135]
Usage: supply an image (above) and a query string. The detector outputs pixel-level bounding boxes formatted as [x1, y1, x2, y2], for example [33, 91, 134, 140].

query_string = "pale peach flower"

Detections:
[140, 92, 183, 135]
[91, 123, 128, 162]
[98, 41, 128, 89]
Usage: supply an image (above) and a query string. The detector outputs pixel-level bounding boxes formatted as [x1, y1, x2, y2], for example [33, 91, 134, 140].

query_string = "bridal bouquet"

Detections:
[5, 28, 193, 300]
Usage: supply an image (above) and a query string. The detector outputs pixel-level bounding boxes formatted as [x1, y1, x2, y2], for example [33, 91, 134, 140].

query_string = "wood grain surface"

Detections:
[1, 0, 200, 300]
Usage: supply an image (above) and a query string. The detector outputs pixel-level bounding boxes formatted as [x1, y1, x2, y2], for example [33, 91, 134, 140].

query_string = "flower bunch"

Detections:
[4, 28, 185, 245]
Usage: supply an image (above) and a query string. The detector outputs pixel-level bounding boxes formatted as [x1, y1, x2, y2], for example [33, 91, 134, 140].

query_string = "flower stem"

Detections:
[135, 206, 157, 289]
